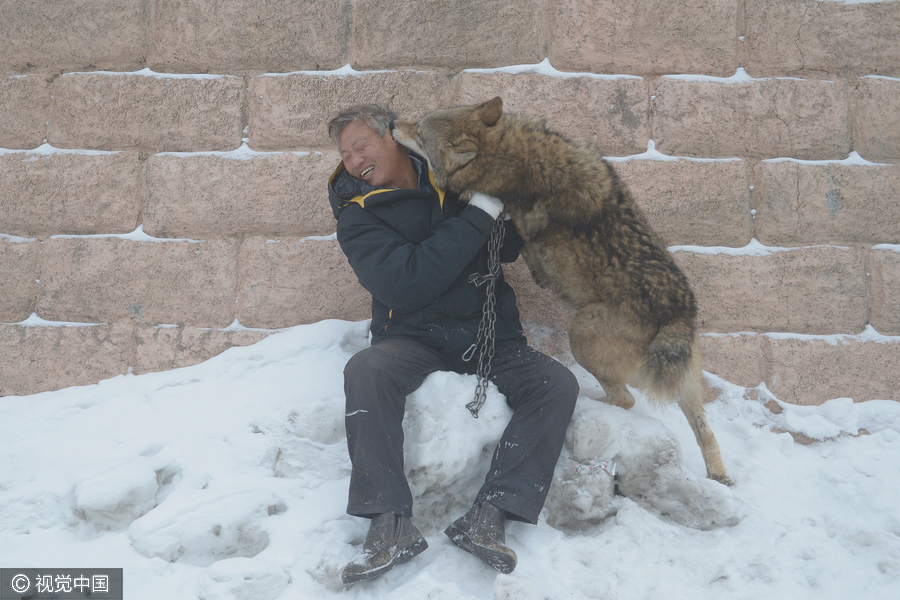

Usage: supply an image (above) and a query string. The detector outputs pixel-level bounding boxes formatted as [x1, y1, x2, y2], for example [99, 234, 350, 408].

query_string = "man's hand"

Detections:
[469, 192, 504, 220]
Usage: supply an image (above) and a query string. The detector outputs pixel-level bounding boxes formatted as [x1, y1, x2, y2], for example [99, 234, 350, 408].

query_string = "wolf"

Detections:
[392, 97, 731, 485]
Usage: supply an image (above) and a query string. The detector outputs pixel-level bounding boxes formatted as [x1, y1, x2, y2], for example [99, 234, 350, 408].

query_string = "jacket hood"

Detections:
[327, 153, 446, 220]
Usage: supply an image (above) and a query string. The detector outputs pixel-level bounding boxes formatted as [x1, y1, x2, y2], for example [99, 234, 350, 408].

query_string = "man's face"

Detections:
[339, 119, 412, 189]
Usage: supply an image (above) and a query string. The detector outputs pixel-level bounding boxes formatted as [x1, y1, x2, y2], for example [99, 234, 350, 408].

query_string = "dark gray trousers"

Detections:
[343, 337, 579, 524]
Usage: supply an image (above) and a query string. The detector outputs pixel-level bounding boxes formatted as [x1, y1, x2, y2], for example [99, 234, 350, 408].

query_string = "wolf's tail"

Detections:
[640, 317, 700, 402]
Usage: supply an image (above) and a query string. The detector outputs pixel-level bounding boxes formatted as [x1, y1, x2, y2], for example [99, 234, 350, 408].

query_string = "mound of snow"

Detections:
[2, 319, 899, 599]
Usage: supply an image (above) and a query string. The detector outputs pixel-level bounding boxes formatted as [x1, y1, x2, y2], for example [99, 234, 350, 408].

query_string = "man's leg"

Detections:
[472, 342, 579, 524]
[343, 337, 447, 518]
[444, 342, 579, 573]
[341, 337, 447, 584]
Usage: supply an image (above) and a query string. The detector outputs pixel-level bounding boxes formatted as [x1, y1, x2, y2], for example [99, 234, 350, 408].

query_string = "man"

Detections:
[326, 104, 579, 584]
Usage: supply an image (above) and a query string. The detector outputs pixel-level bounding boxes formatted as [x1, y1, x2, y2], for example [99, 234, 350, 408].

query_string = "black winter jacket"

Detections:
[328, 154, 525, 355]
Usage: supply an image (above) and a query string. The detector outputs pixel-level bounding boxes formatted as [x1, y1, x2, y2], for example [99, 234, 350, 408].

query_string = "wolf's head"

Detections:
[392, 97, 503, 197]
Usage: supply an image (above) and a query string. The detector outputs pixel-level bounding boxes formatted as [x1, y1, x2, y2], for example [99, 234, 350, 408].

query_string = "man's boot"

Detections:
[341, 512, 428, 584]
[444, 502, 517, 574]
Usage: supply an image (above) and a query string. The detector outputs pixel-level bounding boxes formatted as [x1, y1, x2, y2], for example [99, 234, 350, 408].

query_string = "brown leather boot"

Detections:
[341, 512, 428, 584]
[444, 502, 517, 574]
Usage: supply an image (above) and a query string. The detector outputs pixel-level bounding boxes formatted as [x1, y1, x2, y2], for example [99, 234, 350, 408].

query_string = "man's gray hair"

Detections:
[327, 104, 398, 147]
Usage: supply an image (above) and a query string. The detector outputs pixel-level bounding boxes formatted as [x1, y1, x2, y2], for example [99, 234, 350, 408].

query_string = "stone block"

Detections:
[237, 237, 369, 329]
[131, 324, 271, 376]
[0, 0, 146, 72]
[349, 0, 545, 69]
[764, 333, 900, 405]
[50, 72, 244, 152]
[249, 70, 452, 149]
[144, 149, 337, 238]
[870, 246, 900, 336]
[743, 0, 900, 78]
[699, 333, 765, 389]
[453, 72, 649, 156]
[0, 322, 132, 397]
[0, 237, 40, 322]
[753, 159, 900, 245]
[672, 244, 868, 334]
[148, 0, 345, 73]
[0, 75, 49, 149]
[550, 0, 738, 76]
[504, 257, 569, 333]
[853, 76, 900, 163]
[653, 76, 851, 160]
[0, 149, 141, 237]
[38, 237, 238, 327]
[611, 158, 752, 246]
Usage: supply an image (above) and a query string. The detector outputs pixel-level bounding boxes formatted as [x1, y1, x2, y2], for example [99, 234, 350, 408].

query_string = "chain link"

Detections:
[462, 215, 506, 418]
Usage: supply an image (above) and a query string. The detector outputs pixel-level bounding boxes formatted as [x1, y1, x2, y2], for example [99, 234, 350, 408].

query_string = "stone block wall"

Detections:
[1, 0, 898, 404]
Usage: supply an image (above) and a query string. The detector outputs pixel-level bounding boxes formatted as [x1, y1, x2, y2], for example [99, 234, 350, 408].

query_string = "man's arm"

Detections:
[337, 204, 496, 313]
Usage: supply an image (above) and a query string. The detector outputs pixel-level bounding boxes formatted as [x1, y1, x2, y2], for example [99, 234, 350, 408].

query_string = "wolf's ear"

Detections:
[475, 97, 503, 127]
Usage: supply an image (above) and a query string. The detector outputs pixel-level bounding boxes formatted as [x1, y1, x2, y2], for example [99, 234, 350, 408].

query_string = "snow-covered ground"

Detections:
[1, 319, 898, 599]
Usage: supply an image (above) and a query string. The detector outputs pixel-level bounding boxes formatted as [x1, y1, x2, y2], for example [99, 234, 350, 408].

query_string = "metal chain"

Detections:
[462, 215, 506, 418]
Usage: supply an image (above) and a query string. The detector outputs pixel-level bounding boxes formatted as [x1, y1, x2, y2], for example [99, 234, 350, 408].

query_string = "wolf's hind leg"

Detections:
[678, 350, 732, 485]
[595, 380, 636, 410]
[567, 305, 646, 411]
